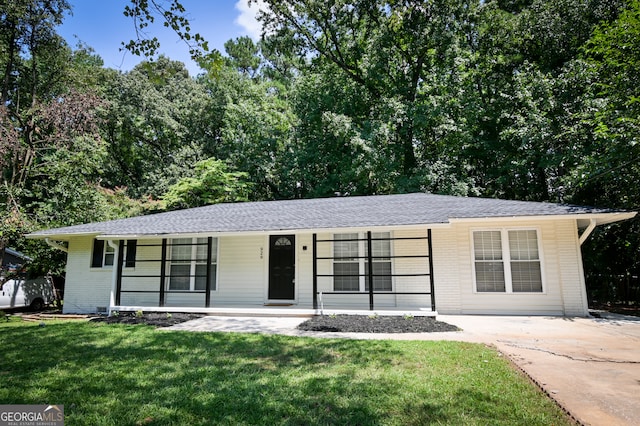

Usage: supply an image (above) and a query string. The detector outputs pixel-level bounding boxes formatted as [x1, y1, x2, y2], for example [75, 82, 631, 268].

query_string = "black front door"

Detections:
[268, 235, 295, 300]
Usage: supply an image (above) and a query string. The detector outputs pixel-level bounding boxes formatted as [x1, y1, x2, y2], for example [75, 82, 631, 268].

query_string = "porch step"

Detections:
[110, 305, 437, 318]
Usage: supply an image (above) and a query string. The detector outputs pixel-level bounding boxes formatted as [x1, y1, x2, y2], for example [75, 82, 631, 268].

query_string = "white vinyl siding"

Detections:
[473, 229, 543, 293]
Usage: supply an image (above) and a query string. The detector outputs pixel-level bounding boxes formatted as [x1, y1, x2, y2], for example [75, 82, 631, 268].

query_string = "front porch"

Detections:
[108, 230, 437, 315]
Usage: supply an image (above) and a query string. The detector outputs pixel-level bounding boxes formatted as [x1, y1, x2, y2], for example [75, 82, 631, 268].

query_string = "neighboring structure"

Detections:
[2, 248, 32, 273]
[27, 193, 636, 316]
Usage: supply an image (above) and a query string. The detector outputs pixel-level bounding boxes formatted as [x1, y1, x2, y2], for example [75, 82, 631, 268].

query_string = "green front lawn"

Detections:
[0, 318, 571, 425]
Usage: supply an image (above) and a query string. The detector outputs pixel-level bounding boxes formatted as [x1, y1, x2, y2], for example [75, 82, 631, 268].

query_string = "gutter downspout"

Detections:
[107, 240, 119, 316]
[579, 219, 597, 245]
[45, 238, 68, 253]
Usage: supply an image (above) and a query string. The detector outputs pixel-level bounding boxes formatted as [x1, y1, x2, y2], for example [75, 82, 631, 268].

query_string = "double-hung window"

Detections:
[473, 229, 543, 293]
[91, 239, 137, 268]
[333, 232, 392, 292]
[168, 238, 217, 291]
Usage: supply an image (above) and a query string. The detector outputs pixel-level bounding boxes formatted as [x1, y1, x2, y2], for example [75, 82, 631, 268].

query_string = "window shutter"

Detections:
[126, 240, 137, 267]
[91, 239, 104, 268]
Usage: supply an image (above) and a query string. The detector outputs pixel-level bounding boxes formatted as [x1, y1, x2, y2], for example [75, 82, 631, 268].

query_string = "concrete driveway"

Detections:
[167, 313, 640, 426]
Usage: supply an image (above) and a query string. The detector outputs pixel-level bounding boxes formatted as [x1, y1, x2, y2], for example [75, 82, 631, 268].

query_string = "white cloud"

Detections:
[235, 0, 265, 40]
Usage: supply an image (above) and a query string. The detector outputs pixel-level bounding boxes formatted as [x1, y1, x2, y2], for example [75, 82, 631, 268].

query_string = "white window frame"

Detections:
[471, 228, 545, 294]
[167, 237, 218, 292]
[91, 239, 137, 269]
[332, 232, 393, 292]
[103, 243, 115, 267]
[91, 239, 114, 269]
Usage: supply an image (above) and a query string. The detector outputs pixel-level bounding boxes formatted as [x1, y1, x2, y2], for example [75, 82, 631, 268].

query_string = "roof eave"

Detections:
[448, 211, 637, 227]
[95, 222, 453, 240]
[26, 231, 102, 241]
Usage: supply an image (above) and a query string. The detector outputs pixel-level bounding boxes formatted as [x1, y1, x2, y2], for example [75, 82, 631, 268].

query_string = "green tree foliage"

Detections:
[101, 56, 213, 198]
[571, 0, 640, 294]
[0, 1, 150, 273]
[0, 0, 110, 271]
[162, 158, 250, 210]
[224, 36, 261, 78]
[257, 0, 477, 193]
[121, 0, 212, 62]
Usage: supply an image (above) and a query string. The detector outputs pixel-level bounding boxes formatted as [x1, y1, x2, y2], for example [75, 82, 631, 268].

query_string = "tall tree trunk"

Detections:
[1, 22, 18, 106]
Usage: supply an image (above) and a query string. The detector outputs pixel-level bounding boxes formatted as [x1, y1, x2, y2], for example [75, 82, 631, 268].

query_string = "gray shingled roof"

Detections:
[28, 193, 632, 239]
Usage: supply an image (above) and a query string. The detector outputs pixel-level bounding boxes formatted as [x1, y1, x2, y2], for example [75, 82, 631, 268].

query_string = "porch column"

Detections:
[367, 231, 374, 310]
[107, 240, 120, 315]
[312, 234, 318, 309]
[205, 236, 213, 307]
[115, 240, 125, 306]
[427, 229, 436, 312]
[159, 238, 167, 307]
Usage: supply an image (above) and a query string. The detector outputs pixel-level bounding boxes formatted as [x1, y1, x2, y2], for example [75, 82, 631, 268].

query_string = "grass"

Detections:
[0, 318, 572, 425]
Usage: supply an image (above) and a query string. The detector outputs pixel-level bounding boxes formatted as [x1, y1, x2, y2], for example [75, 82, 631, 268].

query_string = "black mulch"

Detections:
[90, 312, 204, 327]
[297, 315, 460, 333]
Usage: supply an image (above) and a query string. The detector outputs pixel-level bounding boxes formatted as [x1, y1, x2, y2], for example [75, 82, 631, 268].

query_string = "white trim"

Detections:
[60, 224, 450, 240]
[574, 223, 590, 316]
[44, 238, 68, 253]
[107, 240, 119, 315]
[470, 227, 546, 294]
[451, 212, 636, 225]
[579, 218, 597, 245]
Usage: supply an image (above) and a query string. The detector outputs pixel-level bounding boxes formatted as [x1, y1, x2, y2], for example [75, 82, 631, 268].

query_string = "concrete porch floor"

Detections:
[111, 305, 437, 317]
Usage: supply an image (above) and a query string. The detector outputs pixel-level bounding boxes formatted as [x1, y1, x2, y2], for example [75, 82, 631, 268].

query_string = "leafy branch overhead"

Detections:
[122, 0, 218, 65]
[162, 158, 250, 211]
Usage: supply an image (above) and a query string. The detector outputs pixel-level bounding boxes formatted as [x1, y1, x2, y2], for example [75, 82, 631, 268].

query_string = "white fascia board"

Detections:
[26, 232, 101, 241]
[96, 223, 452, 240]
[448, 211, 637, 226]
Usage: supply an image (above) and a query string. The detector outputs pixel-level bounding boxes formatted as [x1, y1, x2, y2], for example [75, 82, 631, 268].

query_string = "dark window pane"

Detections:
[334, 262, 359, 291]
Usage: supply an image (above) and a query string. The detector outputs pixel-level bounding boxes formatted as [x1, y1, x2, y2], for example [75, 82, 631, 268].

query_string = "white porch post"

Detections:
[107, 240, 119, 315]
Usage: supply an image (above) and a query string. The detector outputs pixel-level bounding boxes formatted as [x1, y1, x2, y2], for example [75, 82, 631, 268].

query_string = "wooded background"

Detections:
[1, 0, 638, 307]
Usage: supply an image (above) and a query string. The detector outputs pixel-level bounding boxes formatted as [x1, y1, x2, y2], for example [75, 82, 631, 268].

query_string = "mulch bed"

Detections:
[297, 315, 460, 333]
[90, 312, 204, 327]
[90, 312, 459, 333]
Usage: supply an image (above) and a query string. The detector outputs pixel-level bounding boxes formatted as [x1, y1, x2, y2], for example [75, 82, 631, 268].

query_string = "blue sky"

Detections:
[58, 1, 264, 75]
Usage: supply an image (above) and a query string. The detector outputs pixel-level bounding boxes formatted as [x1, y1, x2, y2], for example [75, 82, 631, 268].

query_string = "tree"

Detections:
[224, 36, 261, 78]
[256, 0, 476, 187]
[569, 0, 640, 300]
[0, 0, 113, 270]
[162, 158, 250, 210]
[100, 56, 213, 198]
[121, 0, 212, 63]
